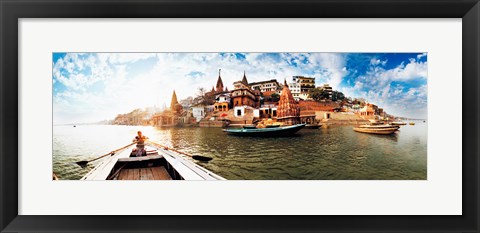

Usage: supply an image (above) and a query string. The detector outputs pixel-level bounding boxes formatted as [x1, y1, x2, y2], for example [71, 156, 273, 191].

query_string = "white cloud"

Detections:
[53, 53, 427, 123]
[308, 53, 348, 90]
[346, 57, 428, 118]
[417, 52, 427, 59]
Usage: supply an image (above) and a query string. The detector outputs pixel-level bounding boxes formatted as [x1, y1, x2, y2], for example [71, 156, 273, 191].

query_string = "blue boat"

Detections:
[223, 124, 306, 137]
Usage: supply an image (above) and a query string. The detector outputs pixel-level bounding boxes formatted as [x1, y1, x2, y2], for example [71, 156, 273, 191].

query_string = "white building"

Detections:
[249, 79, 282, 93]
[215, 93, 231, 103]
[288, 82, 302, 101]
[191, 105, 206, 122]
[234, 106, 246, 117]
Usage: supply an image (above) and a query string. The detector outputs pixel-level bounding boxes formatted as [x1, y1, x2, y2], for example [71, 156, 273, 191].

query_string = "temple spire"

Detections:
[215, 68, 224, 92]
[170, 90, 179, 111]
[241, 70, 248, 86]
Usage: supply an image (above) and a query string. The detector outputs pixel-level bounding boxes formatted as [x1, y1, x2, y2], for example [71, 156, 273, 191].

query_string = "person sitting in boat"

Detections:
[131, 131, 148, 157]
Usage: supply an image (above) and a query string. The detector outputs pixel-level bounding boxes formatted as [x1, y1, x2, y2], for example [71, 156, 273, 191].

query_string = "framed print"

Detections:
[1, 0, 479, 232]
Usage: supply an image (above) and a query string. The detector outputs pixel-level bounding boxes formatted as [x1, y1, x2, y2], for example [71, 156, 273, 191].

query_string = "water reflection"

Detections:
[53, 122, 427, 180]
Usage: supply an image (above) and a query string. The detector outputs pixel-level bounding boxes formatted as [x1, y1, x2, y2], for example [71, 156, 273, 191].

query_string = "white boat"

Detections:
[358, 124, 400, 129]
[81, 143, 225, 180]
[353, 124, 399, 135]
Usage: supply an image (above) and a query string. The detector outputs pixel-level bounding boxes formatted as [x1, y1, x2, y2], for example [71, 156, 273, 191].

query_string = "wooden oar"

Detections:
[147, 140, 213, 162]
[75, 142, 136, 167]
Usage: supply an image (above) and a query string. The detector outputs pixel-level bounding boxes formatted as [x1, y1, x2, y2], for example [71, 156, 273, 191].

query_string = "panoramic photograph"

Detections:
[52, 52, 427, 180]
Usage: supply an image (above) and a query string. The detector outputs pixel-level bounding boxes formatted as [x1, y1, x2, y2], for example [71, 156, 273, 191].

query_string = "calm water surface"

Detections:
[53, 123, 427, 180]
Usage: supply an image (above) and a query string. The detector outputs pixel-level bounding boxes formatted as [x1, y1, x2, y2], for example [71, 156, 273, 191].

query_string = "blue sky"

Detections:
[53, 52, 427, 124]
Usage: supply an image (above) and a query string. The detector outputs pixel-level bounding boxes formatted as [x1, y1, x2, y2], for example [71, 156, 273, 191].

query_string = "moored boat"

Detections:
[223, 123, 306, 137]
[358, 124, 399, 130]
[353, 124, 399, 135]
[81, 144, 225, 180]
[390, 121, 407, 125]
[409, 122, 415, 125]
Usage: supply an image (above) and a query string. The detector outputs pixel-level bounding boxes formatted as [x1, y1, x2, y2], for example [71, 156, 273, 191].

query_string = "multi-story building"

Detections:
[249, 79, 282, 93]
[292, 76, 315, 100]
[288, 82, 302, 101]
[293, 76, 315, 91]
[231, 72, 260, 108]
[213, 93, 231, 112]
[320, 84, 333, 99]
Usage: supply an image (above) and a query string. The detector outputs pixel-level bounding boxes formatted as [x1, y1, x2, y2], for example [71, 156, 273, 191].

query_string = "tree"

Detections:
[332, 91, 345, 101]
[308, 88, 326, 101]
[270, 93, 280, 102]
[195, 87, 215, 105]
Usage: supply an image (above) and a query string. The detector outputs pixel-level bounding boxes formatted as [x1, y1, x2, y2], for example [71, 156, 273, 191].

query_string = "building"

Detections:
[249, 79, 282, 93]
[276, 79, 300, 125]
[257, 105, 277, 118]
[293, 76, 315, 92]
[231, 71, 260, 108]
[170, 90, 183, 115]
[320, 84, 333, 99]
[215, 69, 226, 93]
[202, 69, 229, 106]
[191, 104, 206, 122]
[359, 104, 378, 117]
[213, 93, 231, 112]
[292, 76, 315, 100]
[151, 90, 184, 126]
[288, 82, 302, 101]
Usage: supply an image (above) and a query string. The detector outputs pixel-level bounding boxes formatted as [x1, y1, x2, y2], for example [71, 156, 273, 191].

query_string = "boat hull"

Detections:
[223, 124, 306, 137]
[353, 127, 398, 135]
[358, 124, 399, 130]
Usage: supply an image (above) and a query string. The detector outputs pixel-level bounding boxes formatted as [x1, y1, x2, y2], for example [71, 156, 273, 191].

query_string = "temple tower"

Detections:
[170, 90, 183, 115]
[215, 69, 224, 93]
[241, 71, 248, 86]
[276, 79, 300, 125]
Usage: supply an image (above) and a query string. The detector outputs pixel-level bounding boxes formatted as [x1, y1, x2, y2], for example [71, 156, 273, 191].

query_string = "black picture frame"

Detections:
[1, 0, 478, 232]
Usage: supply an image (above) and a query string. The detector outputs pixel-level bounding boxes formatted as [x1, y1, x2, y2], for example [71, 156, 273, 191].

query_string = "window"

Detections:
[237, 109, 242, 116]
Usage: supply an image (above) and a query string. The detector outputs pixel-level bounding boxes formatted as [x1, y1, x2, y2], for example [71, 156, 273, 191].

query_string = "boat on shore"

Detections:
[81, 143, 225, 180]
[353, 124, 399, 135]
[223, 123, 306, 137]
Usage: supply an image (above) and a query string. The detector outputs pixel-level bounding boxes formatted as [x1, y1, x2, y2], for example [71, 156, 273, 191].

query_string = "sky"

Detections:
[53, 52, 427, 124]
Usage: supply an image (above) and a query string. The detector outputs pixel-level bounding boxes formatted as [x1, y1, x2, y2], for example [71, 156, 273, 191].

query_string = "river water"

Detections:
[53, 123, 427, 180]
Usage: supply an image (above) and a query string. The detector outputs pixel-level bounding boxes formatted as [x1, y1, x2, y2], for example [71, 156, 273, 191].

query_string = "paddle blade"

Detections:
[76, 161, 88, 168]
[192, 155, 213, 162]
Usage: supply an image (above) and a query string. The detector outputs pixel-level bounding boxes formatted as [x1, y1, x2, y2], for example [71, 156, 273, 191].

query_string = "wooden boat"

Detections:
[390, 121, 407, 125]
[358, 124, 399, 130]
[223, 123, 306, 137]
[353, 125, 398, 135]
[409, 122, 415, 125]
[81, 144, 225, 180]
[304, 124, 322, 129]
